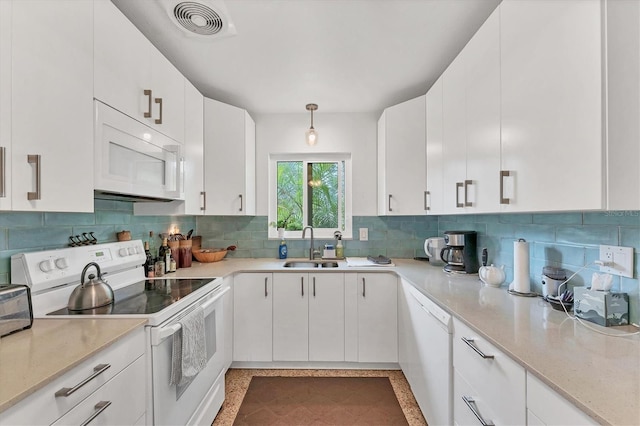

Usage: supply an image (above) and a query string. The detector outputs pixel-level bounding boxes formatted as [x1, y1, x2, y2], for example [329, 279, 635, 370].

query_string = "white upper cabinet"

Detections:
[442, 8, 500, 214]
[377, 95, 427, 215]
[499, 0, 602, 212]
[94, 0, 185, 143]
[425, 77, 444, 215]
[203, 98, 256, 216]
[3, 0, 94, 212]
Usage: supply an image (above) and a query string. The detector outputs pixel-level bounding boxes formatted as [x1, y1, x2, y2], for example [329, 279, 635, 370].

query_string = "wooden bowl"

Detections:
[193, 248, 228, 263]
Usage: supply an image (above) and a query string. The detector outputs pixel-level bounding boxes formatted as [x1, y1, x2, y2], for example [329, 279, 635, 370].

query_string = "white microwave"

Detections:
[94, 101, 183, 202]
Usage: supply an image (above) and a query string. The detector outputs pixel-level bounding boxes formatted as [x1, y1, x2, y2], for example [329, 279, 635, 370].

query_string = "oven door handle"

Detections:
[150, 285, 229, 346]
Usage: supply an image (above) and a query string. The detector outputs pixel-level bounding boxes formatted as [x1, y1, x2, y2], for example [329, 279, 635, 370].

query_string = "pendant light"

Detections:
[305, 103, 318, 146]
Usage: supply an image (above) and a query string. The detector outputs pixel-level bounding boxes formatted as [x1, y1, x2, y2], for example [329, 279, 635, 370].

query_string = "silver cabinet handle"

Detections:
[464, 179, 473, 207]
[500, 170, 512, 205]
[461, 337, 494, 359]
[455, 182, 463, 208]
[301, 276, 304, 297]
[388, 194, 393, 212]
[79, 400, 112, 426]
[27, 154, 41, 201]
[313, 277, 316, 297]
[362, 277, 366, 298]
[239, 194, 243, 212]
[154, 97, 163, 124]
[264, 277, 268, 298]
[144, 89, 153, 118]
[200, 191, 206, 211]
[424, 190, 430, 211]
[0, 146, 6, 198]
[55, 364, 111, 397]
[462, 396, 494, 426]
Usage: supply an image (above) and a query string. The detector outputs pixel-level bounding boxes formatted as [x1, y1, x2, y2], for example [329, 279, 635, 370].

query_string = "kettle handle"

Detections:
[81, 262, 102, 285]
[424, 239, 433, 258]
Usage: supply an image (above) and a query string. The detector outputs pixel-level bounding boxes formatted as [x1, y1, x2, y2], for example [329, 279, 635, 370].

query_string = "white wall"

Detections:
[253, 112, 379, 216]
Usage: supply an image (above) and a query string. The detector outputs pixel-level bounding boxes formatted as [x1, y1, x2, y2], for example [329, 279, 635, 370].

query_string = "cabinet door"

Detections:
[233, 273, 272, 362]
[442, 53, 467, 214]
[183, 80, 204, 214]
[464, 8, 501, 213]
[378, 96, 427, 215]
[273, 272, 308, 361]
[0, 0, 11, 210]
[356, 273, 398, 363]
[425, 77, 444, 215]
[204, 98, 255, 215]
[500, 0, 602, 211]
[309, 273, 344, 362]
[11, 0, 93, 212]
[150, 48, 185, 143]
[94, 0, 152, 124]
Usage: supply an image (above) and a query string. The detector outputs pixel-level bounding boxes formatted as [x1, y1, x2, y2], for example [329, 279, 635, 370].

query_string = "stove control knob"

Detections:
[39, 259, 55, 273]
[119, 248, 129, 257]
[55, 257, 69, 269]
[128, 247, 136, 255]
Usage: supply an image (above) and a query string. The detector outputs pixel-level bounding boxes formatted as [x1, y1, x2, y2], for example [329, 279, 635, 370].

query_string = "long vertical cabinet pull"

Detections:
[79, 401, 112, 426]
[362, 277, 366, 298]
[27, 155, 41, 201]
[455, 182, 464, 208]
[264, 277, 268, 298]
[301, 276, 304, 297]
[143, 90, 153, 118]
[388, 194, 393, 212]
[500, 170, 512, 204]
[424, 190, 430, 211]
[464, 179, 473, 207]
[239, 194, 243, 212]
[154, 98, 163, 124]
[200, 191, 206, 212]
[0, 147, 6, 197]
[312, 277, 316, 297]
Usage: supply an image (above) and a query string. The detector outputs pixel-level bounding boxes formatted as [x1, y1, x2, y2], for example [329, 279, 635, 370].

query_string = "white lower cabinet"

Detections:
[0, 328, 145, 426]
[453, 318, 525, 425]
[273, 272, 345, 362]
[526, 373, 597, 426]
[233, 273, 273, 362]
[345, 273, 398, 363]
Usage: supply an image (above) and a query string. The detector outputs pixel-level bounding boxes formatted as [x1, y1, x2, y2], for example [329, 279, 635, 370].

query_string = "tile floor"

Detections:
[212, 369, 427, 426]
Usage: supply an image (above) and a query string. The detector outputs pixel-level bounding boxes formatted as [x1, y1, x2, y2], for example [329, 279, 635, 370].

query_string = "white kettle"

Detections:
[479, 264, 506, 287]
[424, 237, 445, 265]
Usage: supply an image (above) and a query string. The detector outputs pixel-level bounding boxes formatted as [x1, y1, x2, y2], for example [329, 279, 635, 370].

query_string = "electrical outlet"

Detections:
[599, 245, 634, 278]
[359, 228, 368, 241]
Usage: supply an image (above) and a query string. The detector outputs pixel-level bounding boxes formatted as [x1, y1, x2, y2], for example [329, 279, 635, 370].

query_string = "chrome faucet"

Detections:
[302, 226, 315, 260]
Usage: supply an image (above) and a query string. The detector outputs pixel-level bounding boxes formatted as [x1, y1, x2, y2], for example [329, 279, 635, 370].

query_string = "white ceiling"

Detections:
[112, 0, 501, 115]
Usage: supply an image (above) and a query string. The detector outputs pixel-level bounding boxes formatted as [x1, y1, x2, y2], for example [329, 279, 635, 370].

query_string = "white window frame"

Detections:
[268, 153, 353, 240]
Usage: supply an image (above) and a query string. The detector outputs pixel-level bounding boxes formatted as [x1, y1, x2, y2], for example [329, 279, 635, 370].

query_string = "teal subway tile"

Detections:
[44, 212, 95, 226]
[96, 211, 131, 226]
[387, 248, 415, 258]
[532, 213, 583, 225]
[0, 273, 8, 285]
[9, 227, 71, 250]
[512, 225, 556, 243]
[620, 228, 640, 251]
[0, 212, 43, 227]
[556, 226, 618, 246]
[93, 199, 118, 211]
[486, 223, 517, 238]
[499, 214, 533, 224]
[224, 230, 253, 241]
[532, 243, 585, 267]
[584, 211, 640, 226]
[472, 214, 501, 223]
[368, 230, 387, 241]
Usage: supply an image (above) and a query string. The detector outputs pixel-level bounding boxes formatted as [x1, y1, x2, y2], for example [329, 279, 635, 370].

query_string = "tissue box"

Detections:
[574, 287, 629, 327]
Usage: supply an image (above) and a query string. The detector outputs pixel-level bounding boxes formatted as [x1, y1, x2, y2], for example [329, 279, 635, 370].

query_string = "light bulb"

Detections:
[306, 128, 318, 146]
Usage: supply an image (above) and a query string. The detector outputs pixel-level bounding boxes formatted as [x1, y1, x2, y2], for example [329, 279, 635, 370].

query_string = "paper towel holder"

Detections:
[508, 238, 537, 297]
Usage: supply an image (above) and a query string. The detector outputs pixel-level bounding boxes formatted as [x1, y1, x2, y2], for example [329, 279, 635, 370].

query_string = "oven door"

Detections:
[94, 100, 183, 201]
[149, 286, 228, 426]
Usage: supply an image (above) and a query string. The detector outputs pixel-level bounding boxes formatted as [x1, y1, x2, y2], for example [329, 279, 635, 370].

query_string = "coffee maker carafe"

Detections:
[440, 230, 479, 274]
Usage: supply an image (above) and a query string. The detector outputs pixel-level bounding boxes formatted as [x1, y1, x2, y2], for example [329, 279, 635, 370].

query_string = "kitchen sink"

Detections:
[283, 261, 340, 268]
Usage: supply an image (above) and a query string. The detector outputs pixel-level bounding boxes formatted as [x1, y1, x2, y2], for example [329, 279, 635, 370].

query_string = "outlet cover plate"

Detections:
[359, 228, 368, 241]
[599, 245, 634, 278]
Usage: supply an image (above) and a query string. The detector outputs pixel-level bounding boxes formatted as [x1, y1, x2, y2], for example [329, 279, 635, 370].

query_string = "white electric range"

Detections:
[11, 240, 228, 426]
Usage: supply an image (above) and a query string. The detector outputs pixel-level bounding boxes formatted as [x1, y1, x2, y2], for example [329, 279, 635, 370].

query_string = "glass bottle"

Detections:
[144, 241, 153, 277]
[159, 238, 171, 274]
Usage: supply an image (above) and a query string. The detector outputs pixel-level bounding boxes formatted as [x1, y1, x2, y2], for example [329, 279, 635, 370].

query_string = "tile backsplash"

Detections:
[1, 201, 637, 324]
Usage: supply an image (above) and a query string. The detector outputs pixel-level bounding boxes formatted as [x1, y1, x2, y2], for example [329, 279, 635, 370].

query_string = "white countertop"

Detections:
[174, 257, 640, 426]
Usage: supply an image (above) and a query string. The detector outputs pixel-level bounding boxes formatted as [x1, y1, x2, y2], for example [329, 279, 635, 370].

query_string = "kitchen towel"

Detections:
[169, 306, 207, 386]
[510, 239, 531, 294]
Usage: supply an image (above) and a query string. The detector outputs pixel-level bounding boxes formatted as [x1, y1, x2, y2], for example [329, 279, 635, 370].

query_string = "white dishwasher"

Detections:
[403, 281, 453, 426]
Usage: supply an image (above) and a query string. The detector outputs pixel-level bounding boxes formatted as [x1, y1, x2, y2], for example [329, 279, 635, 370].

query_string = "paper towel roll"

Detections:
[511, 239, 531, 293]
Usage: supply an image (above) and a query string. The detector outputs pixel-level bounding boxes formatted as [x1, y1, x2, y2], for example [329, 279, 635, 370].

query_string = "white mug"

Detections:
[424, 237, 446, 265]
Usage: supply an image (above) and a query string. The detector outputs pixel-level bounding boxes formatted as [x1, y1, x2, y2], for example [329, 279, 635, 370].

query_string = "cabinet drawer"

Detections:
[0, 327, 145, 425]
[454, 369, 497, 426]
[526, 373, 597, 425]
[52, 355, 146, 426]
[453, 318, 525, 425]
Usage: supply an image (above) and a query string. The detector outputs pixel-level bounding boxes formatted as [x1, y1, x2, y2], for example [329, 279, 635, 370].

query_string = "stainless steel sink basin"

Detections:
[282, 261, 340, 268]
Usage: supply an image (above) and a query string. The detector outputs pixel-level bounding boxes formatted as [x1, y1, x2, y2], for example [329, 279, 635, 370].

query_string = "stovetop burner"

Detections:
[48, 278, 214, 316]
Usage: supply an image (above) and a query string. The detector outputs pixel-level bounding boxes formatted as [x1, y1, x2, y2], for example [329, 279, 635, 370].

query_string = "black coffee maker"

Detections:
[440, 230, 479, 274]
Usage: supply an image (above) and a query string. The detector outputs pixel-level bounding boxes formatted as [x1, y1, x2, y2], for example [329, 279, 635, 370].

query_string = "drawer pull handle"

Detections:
[154, 97, 163, 124]
[80, 400, 112, 426]
[264, 277, 268, 298]
[362, 277, 366, 298]
[388, 194, 393, 212]
[464, 179, 473, 207]
[462, 396, 494, 426]
[461, 337, 494, 359]
[239, 194, 243, 212]
[424, 190, 430, 211]
[144, 89, 152, 118]
[200, 191, 206, 211]
[301, 276, 304, 297]
[55, 364, 111, 397]
[500, 170, 512, 205]
[313, 277, 316, 297]
[455, 182, 464, 208]
[27, 154, 41, 201]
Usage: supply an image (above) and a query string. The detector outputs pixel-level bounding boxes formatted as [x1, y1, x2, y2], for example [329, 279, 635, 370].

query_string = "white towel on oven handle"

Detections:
[169, 306, 207, 386]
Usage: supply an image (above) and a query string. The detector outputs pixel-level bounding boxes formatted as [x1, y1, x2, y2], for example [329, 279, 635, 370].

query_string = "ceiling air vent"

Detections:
[167, 0, 236, 38]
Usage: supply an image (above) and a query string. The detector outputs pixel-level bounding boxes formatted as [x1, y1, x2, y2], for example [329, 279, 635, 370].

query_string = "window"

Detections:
[269, 153, 352, 239]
